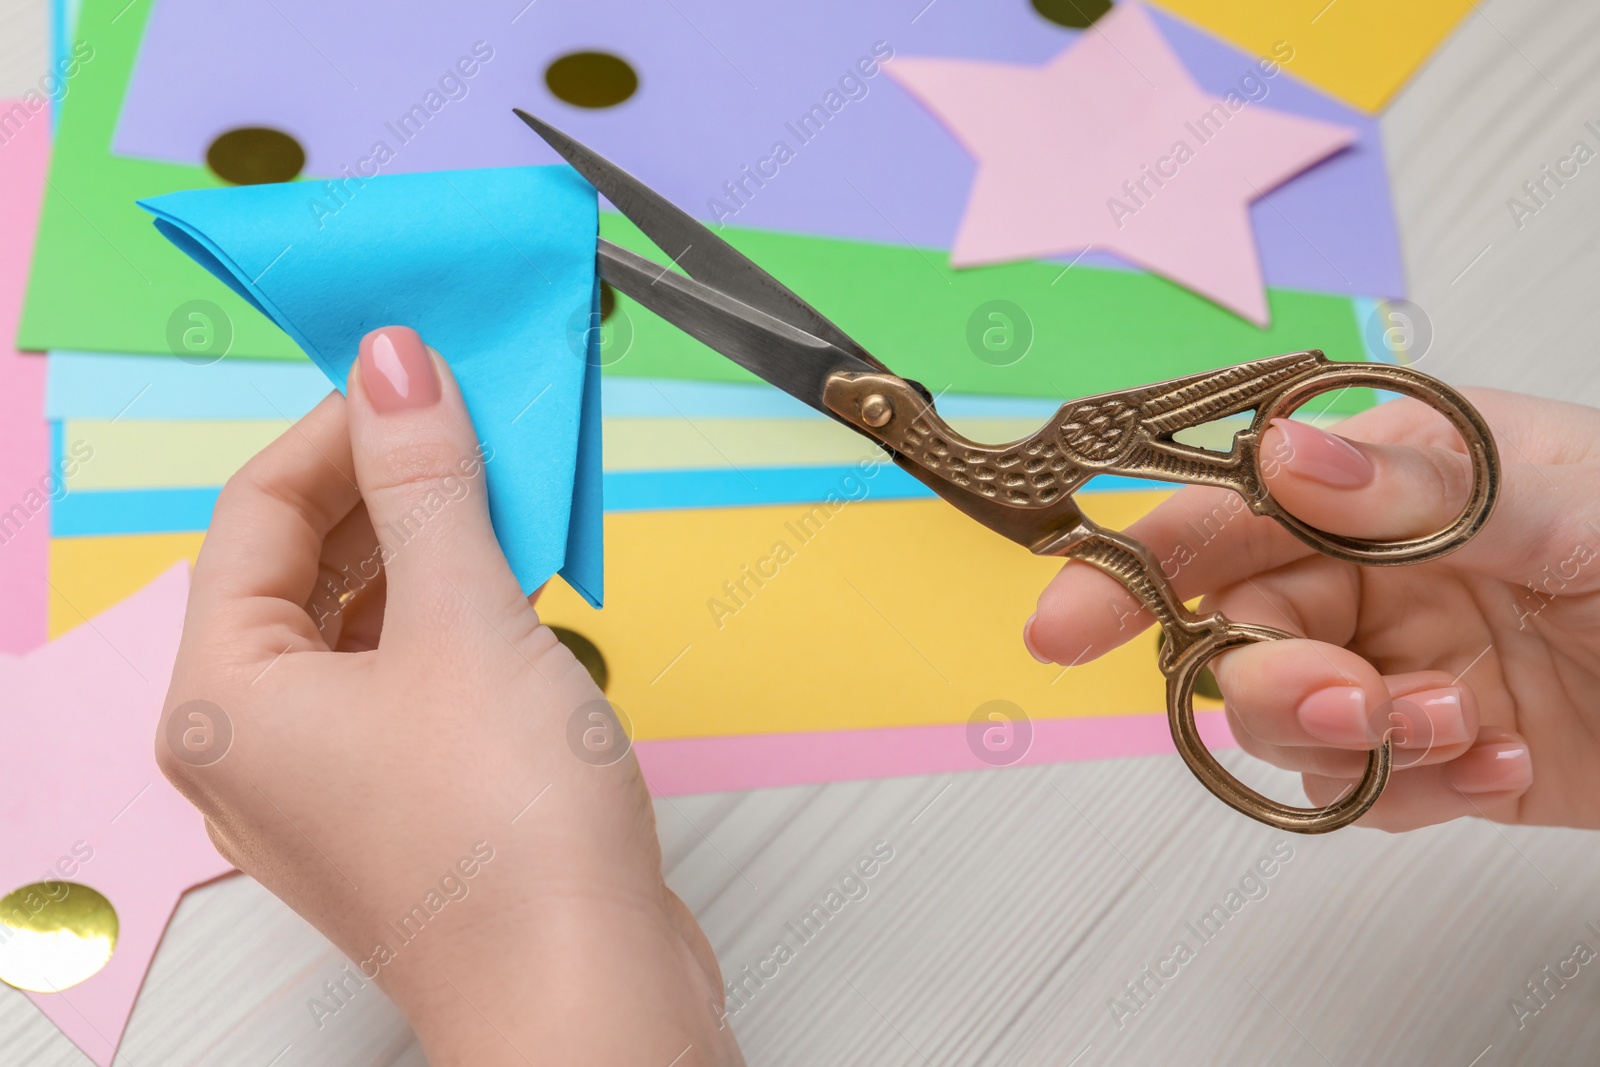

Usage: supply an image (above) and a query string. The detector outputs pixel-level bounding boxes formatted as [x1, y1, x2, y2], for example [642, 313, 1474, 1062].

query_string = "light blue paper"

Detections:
[46, 350, 335, 421]
[48, 464, 1167, 537]
[139, 165, 603, 606]
[48, 469, 939, 537]
[46, 350, 1066, 423]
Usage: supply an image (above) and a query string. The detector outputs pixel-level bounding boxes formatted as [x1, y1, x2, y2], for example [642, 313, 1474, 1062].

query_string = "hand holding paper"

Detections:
[140, 165, 603, 604]
[156, 378, 738, 1065]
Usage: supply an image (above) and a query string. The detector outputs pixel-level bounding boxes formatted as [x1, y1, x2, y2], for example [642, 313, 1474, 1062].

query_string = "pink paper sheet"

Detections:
[3, 563, 234, 1066]
[0, 100, 52, 654]
[635, 710, 1237, 796]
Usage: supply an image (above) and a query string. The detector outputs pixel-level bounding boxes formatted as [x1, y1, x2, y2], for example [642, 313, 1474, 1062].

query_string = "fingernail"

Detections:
[359, 326, 439, 412]
[1268, 418, 1374, 489]
[1023, 614, 1051, 664]
[1448, 738, 1533, 795]
[1383, 687, 1471, 748]
[1296, 685, 1372, 746]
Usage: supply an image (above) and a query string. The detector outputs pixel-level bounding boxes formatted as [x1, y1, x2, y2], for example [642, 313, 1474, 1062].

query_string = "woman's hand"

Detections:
[156, 326, 743, 1065]
[1025, 387, 1600, 832]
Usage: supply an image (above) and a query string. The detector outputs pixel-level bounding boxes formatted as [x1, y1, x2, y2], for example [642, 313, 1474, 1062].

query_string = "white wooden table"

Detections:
[6, 1, 1600, 1063]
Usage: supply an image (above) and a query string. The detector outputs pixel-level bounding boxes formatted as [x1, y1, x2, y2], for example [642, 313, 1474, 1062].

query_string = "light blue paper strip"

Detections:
[50, 469, 1172, 537]
[606, 466, 931, 513]
[594, 377, 1065, 422]
[54, 487, 222, 536]
[49, 0, 83, 134]
[47, 350, 1067, 423]
[47, 350, 336, 421]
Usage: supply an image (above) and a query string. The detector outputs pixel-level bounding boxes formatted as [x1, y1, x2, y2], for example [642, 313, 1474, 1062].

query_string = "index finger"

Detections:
[187, 391, 362, 654]
[1026, 392, 1517, 665]
[1027, 480, 1311, 665]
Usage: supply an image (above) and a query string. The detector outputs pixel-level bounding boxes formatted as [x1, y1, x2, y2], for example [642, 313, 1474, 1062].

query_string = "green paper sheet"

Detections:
[600, 216, 1373, 410]
[18, 0, 301, 359]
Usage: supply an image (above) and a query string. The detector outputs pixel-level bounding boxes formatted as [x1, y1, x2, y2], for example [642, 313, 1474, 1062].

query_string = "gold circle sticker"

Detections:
[1031, 0, 1113, 29]
[545, 51, 639, 109]
[205, 126, 307, 185]
[0, 882, 119, 993]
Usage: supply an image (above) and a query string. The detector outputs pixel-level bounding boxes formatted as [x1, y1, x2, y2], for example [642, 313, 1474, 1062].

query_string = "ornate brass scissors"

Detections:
[518, 111, 1501, 833]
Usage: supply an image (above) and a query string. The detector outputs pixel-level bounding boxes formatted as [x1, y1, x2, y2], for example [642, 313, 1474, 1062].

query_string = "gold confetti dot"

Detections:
[545, 52, 639, 109]
[206, 127, 306, 186]
[1032, 0, 1114, 30]
[0, 882, 119, 993]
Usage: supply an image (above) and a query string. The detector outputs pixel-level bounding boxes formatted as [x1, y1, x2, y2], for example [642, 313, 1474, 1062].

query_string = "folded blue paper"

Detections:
[140, 166, 603, 606]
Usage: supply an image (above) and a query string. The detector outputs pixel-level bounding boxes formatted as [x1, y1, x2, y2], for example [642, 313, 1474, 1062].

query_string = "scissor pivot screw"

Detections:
[860, 394, 893, 427]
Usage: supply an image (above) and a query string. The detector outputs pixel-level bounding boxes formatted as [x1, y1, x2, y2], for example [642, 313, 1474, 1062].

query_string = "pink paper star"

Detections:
[885, 2, 1356, 324]
[0, 563, 234, 1066]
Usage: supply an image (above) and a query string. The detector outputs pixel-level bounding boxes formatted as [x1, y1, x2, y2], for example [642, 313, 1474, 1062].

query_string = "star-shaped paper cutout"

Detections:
[0, 563, 234, 1066]
[886, 1, 1357, 324]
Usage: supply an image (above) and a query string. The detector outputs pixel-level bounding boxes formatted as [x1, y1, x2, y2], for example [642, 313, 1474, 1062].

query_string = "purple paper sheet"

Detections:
[110, 0, 1403, 299]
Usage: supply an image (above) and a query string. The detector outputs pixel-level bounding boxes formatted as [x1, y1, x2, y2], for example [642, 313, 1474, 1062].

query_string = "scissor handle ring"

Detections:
[1168, 622, 1391, 834]
[1253, 364, 1500, 566]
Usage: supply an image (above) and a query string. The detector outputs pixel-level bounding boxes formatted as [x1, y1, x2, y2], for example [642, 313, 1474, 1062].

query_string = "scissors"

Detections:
[516, 110, 1501, 834]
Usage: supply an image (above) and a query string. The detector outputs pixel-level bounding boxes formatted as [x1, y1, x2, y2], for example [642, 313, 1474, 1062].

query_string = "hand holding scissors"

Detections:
[518, 111, 1501, 833]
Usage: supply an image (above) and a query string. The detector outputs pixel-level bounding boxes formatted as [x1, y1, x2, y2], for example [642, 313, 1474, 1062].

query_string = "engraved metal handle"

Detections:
[1059, 521, 1391, 834]
[825, 358, 1499, 568]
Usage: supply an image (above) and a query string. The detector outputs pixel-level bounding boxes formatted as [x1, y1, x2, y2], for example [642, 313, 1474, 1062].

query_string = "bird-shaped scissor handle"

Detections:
[825, 352, 1499, 833]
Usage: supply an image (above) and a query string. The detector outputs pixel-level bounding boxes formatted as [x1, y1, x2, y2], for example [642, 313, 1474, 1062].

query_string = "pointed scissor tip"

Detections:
[513, 109, 573, 156]
[512, 108, 549, 135]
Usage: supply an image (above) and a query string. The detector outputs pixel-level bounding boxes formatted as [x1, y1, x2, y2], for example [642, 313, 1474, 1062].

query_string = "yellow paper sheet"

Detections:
[62, 417, 1053, 489]
[51, 494, 1217, 737]
[1149, 0, 1476, 112]
[65, 421, 281, 490]
[49, 532, 204, 636]
[535, 493, 1205, 739]
[64, 416, 1261, 490]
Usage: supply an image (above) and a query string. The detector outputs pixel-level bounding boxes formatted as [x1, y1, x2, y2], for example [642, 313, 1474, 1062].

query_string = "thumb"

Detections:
[346, 325, 524, 640]
[1260, 417, 1475, 541]
[1261, 417, 1584, 575]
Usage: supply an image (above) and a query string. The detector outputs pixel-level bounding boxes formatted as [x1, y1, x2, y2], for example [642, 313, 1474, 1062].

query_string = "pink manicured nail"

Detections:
[1023, 614, 1051, 664]
[359, 326, 439, 412]
[1383, 687, 1471, 749]
[1268, 418, 1374, 489]
[1448, 739, 1533, 795]
[1296, 685, 1372, 746]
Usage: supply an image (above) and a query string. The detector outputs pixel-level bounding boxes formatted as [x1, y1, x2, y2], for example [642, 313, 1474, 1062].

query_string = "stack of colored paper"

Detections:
[19, 0, 1433, 794]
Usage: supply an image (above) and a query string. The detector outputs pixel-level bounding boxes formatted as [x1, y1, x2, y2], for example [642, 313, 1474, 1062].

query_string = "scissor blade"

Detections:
[515, 109, 888, 373]
[599, 241, 881, 419]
